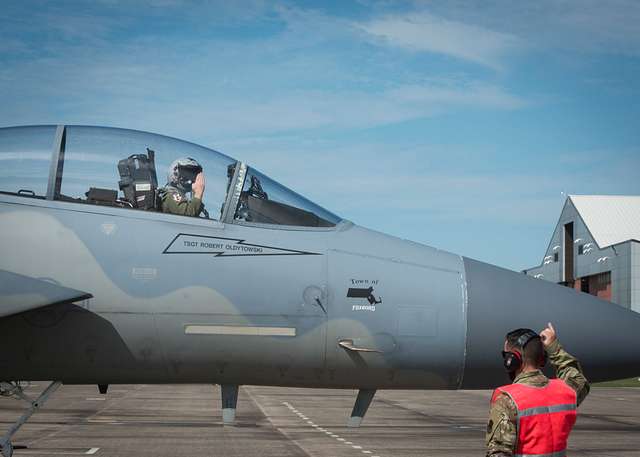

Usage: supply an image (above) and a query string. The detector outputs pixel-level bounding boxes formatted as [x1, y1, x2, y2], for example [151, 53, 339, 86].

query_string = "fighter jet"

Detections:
[1, 125, 639, 456]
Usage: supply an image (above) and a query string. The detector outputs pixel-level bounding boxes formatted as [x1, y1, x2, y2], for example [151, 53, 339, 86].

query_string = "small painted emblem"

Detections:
[347, 286, 382, 305]
[100, 223, 117, 235]
[347, 281, 382, 312]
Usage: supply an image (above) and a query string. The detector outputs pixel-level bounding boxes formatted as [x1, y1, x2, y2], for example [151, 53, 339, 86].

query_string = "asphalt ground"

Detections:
[0, 383, 638, 456]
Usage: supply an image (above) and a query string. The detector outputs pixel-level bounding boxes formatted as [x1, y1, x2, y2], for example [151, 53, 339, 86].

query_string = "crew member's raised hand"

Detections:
[540, 322, 557, 347]
[193, 172, 205, 199]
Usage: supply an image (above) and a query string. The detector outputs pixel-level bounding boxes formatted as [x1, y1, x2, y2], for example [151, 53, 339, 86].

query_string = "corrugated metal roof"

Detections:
[569, 195, 640, 248]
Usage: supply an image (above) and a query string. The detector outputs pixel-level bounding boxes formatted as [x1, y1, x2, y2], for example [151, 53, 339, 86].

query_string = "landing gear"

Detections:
[220, 384, 239, 424]
[348, 388, 376, 427]
[0, 381, 62, 457]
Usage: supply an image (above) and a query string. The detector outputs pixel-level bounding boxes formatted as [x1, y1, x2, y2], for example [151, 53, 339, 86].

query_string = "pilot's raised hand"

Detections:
[193, 172, 205, 200]
[539, 322, 557, 348]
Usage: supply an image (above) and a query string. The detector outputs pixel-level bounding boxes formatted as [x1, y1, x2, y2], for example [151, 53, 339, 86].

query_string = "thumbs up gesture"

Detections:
[540, 322, 557, 348]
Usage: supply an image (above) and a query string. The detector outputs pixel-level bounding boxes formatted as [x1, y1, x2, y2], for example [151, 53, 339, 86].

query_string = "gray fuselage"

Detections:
[2, 193, 639, 389]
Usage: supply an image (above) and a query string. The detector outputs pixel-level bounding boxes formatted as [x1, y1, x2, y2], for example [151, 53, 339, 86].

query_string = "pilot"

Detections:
[159, 157, 206, 217]
[486, 323, 589, 457]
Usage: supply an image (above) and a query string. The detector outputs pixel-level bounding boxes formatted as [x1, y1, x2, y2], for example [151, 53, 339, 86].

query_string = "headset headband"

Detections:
[515, 330, 540, 350]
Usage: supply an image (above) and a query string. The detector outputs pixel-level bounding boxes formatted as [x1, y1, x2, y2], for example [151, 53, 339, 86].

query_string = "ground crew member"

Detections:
[159, 157, 206, 217]
[486, 323, 590, 457]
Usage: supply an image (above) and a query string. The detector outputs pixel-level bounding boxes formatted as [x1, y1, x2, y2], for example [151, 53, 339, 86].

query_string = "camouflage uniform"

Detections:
[486, 340, 590, 457]
[159, 185, 203, 217]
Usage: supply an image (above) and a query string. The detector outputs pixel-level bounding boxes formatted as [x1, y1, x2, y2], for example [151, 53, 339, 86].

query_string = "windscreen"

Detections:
[234, 167, 341, 228]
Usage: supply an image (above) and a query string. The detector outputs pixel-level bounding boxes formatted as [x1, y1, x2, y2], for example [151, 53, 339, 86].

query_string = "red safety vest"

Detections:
[491, 378, 577, 457]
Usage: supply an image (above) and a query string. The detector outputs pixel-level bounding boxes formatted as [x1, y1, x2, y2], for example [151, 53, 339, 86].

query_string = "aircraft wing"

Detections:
[0, 270, 92, 318]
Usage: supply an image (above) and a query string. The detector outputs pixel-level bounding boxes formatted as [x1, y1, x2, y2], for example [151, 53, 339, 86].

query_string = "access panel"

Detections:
[327, 250, 466, 389]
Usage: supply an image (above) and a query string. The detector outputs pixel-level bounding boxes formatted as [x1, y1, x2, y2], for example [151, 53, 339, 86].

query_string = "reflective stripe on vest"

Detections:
[519, 403, 576, 418]
[492, 379, 577, 456]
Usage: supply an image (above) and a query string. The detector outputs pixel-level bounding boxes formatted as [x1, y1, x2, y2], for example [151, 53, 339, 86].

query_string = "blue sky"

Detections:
[2, 0, 639, 271]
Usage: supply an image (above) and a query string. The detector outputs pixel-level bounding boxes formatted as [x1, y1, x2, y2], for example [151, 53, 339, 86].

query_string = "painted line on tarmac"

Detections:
[281, 401, 382, 456]
[14, 449, 99, 456]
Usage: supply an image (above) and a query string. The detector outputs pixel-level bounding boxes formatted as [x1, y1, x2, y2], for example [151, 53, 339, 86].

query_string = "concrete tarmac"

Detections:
[0, 384, 638, 456]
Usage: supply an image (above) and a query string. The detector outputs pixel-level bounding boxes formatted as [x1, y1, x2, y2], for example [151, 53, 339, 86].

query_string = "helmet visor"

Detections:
[178, 164, 202, 186]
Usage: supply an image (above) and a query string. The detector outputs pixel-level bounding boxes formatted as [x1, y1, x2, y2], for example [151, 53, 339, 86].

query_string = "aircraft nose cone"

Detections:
[461, 257, 640, 388]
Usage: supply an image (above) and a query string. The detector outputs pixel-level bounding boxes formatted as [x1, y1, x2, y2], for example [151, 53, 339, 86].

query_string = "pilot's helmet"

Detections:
[168, 157, 202, 192]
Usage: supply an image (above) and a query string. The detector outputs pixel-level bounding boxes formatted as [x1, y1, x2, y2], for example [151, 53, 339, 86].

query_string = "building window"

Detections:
[553, 252, 559, 262]
[596, 271, 611, 289]
[578, 271, 612, 302]
[578, 244, 584, 255]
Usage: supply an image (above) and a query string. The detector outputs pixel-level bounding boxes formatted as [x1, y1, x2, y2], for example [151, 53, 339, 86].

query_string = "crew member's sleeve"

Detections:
[547, 339, 590, 406]
[161, 192, 203, 217]
[486, 392, 518, 457]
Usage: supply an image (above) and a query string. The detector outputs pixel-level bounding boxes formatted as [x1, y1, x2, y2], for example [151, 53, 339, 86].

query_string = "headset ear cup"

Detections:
[513, 351, 522, 371]
[503, 351, 522, 372]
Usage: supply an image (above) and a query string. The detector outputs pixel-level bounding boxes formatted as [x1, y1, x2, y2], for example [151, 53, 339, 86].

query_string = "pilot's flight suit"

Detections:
[159, 185, 203, 217]
[486, 340, 590, 457]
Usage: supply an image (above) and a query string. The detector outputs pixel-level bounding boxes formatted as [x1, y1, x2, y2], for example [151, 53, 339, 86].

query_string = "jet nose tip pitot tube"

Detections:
[461, 257, 640, 388]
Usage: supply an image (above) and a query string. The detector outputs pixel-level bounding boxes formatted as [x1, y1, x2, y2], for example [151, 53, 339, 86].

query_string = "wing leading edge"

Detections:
[0, 270, 92, 318]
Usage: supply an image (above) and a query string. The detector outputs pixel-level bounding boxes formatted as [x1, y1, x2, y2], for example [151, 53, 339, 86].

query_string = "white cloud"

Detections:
[410, 0, 640, 57]
[0, 2, 530, 137]
[387, 81, 525, 109]
[357, 12, 520, 69]
[550, 0, 640, 56]
[194, 83, 523, 135]
[0, 48, 525, 137]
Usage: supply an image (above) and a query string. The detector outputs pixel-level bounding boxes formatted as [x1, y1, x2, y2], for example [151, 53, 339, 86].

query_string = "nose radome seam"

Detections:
[458, 256, 470, 390]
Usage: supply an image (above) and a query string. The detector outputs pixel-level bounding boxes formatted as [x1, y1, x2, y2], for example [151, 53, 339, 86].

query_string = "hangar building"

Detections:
[524, 195, 640, 312]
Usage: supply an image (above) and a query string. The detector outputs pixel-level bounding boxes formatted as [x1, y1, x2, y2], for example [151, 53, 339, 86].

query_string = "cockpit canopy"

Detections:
[0, 125, 341, 228]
